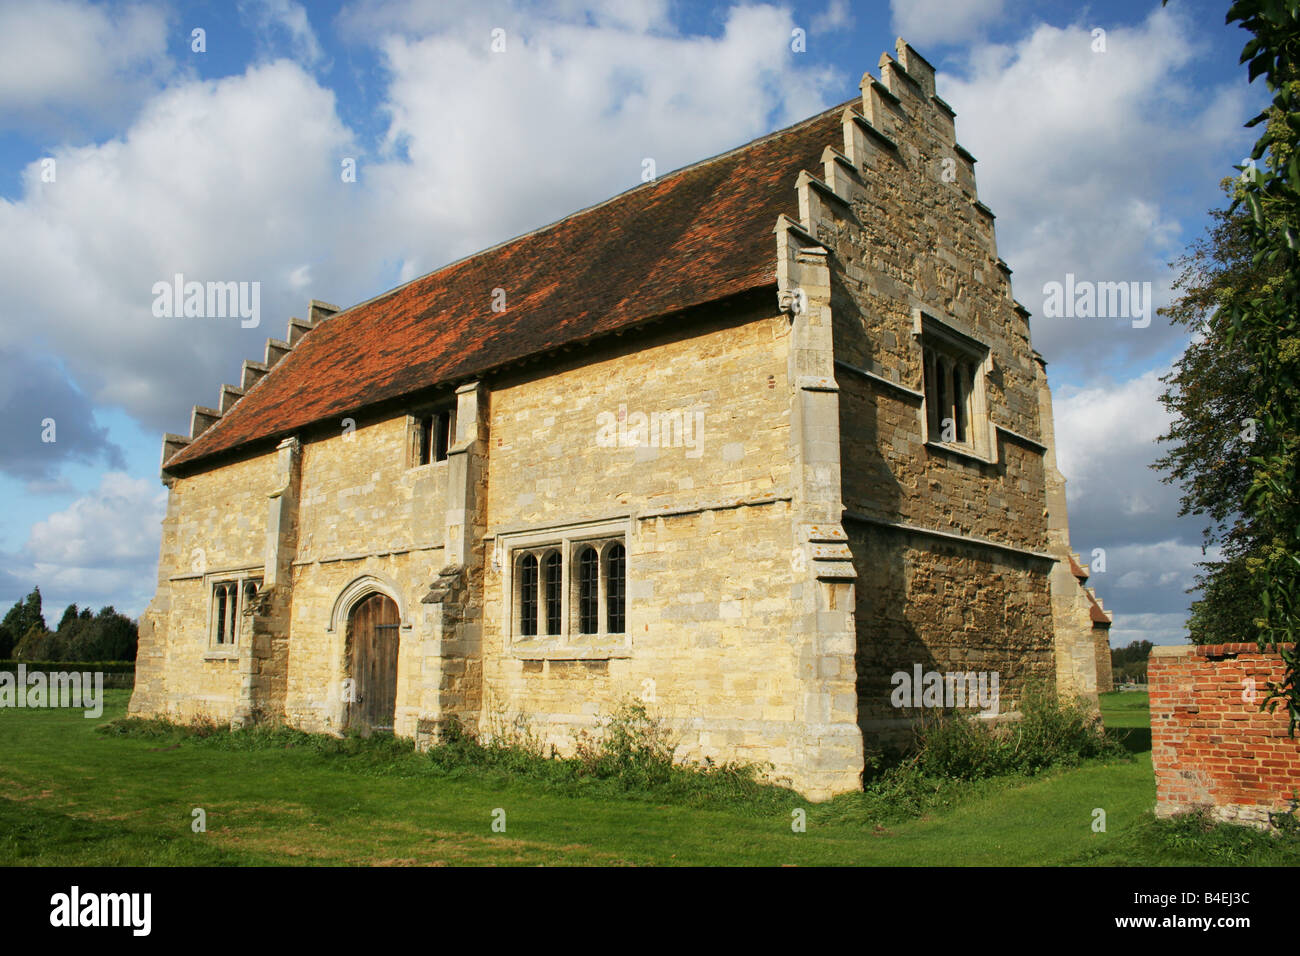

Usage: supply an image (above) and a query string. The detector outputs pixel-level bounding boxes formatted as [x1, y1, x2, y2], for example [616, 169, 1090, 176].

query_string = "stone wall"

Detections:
[1150, 643, 1300, 828]
[130, 449, 278, 722]
[479, 303, 850, 795]
[782, 39, 1079, 735]
[283, 414, 451, 735]
[849, 525, 1055, 739]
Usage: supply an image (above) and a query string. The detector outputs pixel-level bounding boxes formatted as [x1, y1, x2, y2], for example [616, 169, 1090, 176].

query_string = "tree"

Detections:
[1110, 641, 1154, 684]
[0, 588, 47, 658]
[1222, 0, 1300, 729]
[13, 624, 64, 661]
[56, 603, 79, 631]
[1153, 193, 1274, 645]
[67, 607, 137, 661]
[1157, 0, 1299, 725]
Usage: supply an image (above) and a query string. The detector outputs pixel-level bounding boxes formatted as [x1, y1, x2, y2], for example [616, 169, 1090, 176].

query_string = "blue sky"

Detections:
[0, 0, 1264, 645]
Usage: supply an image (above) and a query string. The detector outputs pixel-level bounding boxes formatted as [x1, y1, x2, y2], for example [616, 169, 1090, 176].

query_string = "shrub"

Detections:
[911, 682, 1123, 780]
[573, 700, 676, 788]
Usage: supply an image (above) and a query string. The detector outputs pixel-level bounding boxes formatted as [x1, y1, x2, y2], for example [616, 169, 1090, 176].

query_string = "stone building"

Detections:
[131, 40, 1111, 800]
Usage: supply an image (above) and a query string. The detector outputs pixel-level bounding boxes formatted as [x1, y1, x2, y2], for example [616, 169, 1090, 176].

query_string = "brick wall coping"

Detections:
[1150, 642, 1295, 661]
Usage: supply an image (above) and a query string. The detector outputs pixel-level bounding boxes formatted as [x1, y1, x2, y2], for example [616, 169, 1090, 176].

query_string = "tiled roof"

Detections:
[167, 100, 852, 471]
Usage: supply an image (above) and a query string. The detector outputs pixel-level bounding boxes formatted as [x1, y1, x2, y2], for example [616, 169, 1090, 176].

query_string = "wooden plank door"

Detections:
[345, 593, 400, 732]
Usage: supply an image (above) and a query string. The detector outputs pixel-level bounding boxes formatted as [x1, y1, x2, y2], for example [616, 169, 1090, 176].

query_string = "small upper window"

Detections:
[923, 347, 979, 445]
[917, 314, 989, 457]
[415, 408, 455, 465]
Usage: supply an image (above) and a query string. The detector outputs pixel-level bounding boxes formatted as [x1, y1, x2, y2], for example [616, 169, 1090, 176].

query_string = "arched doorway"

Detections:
[344, 592, 400, 733]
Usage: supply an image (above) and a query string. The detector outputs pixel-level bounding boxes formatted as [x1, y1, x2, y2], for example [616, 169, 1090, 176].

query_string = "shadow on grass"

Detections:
[1113, 727, 1152, 755]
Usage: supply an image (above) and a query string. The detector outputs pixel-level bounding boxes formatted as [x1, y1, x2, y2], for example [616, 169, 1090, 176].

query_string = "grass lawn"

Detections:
[0, 689, 1294, 866]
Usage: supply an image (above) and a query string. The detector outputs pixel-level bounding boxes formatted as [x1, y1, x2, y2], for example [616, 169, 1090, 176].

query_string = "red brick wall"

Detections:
[1149, 643, 1300, 827]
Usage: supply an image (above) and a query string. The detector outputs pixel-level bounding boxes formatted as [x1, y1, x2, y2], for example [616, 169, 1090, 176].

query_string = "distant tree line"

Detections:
[1110, 640, 1153, 685]
[0, 587, 137, 662]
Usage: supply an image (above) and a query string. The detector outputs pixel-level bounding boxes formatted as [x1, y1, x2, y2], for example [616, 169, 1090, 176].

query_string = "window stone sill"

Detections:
[203, 650, 240, 662]
[924, 440, 995, 466]
[510, 638, 631, 661]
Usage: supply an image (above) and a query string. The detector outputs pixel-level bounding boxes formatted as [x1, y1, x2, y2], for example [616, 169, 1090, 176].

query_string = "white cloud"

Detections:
[937, 6, 1255, 376]
[1053, 367, 1172, 506]
[26, 473, 164, 565]
[0, 0, 171, 133]
[0, 4, 842, 442]
[0, 60, 358, 432]
[3, 472, 167, 616]
[889, 0, 1005, 47]
[1051, 363, 1219, 636]
[812, 0, 853, 35]
[362, 3, 840, 276]
[239, 0, 326, 68]
[337, 0, 675, 42]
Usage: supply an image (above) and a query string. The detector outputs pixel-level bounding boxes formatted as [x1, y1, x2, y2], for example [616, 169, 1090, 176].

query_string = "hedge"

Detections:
[0, 660, 135, 674]
[0, 660, 135, 689]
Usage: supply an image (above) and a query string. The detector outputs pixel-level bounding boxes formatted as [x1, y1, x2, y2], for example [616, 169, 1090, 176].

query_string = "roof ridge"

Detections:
[166, 96, 852, 471]
[329, 98, 857, 322]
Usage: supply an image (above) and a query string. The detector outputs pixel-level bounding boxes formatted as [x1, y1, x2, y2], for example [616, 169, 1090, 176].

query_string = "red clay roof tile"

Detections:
[167, 100, 852, 471]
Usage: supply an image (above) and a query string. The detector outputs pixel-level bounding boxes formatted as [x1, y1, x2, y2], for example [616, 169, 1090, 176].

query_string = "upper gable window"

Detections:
[916, 312, 992, 460]
[923, 346, 978, 444]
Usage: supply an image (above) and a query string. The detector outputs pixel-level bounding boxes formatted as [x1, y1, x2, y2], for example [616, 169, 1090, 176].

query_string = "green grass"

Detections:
[0, 690, 1295, 865]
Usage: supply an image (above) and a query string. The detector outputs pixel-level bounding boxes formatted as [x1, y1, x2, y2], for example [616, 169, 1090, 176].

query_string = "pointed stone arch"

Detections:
[327, 573, 407, 633]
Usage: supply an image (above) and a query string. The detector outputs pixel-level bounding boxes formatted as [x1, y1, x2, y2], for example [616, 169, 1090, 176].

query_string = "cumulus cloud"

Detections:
[1051, 365, 1216, 644]
[0, 348, 124, 482]
[0, 59, 359, 435]
[889, 0, 1005, 47]
[0, 0, 171, 135]
[0, 472, 166, 616]
[362, 2, 839, 277]
[811, 0, 853, 35]
[938, 6, 1254, 379]
[0, 3, 841, 441]
[239, 0, 327, 68]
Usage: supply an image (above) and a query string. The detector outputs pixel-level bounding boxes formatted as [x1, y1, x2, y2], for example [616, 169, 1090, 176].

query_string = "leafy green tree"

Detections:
[56, 603, 79, 631]
[0, 588, 47, 658]
[1222, 0, 1300, 728]
[1153, 195, 1271, 644]
[13, 623, 65, 661]
[69, 607, 137, 661]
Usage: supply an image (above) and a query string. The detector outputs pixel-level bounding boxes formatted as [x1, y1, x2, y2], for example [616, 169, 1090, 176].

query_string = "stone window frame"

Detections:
[497, 517, 632, 660]
[570, 539, 626, 637]
[912, 307, 995, 464]
[206, 572, 261, 659]
[407, 403, 457, 469]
